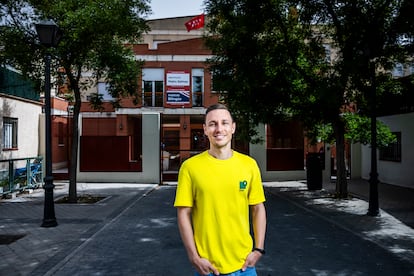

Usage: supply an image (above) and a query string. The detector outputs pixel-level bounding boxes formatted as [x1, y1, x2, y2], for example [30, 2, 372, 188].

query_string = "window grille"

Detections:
[2, 117, 18, 149]
[379, 132, 401, 162]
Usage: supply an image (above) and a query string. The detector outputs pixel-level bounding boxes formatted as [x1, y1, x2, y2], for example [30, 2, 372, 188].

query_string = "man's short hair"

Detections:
[205, 103, 234, 122]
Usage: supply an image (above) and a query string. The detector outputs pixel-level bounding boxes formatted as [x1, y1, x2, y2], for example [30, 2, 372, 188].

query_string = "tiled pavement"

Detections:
[0, 179, 413, 275]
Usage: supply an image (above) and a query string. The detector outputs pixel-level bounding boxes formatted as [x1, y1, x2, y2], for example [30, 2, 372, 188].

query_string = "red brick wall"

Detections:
[131, 37, 211, 55]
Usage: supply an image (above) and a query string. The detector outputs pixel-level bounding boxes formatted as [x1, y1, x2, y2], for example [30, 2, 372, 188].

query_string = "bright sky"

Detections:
[148, 0, 205, 19]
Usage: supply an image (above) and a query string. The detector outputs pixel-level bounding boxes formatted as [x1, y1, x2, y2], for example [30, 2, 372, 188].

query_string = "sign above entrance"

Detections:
[166, 71, 191, 106]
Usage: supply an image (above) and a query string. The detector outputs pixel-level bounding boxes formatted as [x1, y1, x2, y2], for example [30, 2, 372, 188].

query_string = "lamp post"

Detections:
[35, 19, 62, 227]
[367, 59, 380, 217]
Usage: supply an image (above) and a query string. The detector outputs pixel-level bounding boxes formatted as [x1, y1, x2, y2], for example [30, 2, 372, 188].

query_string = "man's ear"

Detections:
[232, 122, 236, 134]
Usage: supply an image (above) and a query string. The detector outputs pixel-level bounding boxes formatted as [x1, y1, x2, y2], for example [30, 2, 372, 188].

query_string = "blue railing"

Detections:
[0, 157, 44, 196]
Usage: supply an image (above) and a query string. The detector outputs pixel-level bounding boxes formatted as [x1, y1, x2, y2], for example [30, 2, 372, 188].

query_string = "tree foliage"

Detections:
[205, 0, 413, 198]
[1, 0, 151, 202]
[206, 0, 328, 141]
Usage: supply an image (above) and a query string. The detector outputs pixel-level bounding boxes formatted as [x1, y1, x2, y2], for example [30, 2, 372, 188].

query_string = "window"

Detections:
[210, 69, 229, 94]
[2, 117, 18, 150]
[142, 69, 164, 107]
[97, 82, 114, 101]
[192, 69, 204, 107]
[266, 121, 304, 171]
[379, 132, 401, 162]
[143, 81, 164, 107]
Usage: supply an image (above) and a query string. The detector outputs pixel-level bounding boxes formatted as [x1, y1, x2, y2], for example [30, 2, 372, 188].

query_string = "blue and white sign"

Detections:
[167, 89, 190, 104]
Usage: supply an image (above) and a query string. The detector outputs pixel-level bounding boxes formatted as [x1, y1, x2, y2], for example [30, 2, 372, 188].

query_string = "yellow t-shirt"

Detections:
[174, 150, 265, 274]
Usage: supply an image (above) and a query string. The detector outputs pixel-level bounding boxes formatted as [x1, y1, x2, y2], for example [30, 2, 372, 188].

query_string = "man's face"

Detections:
[203, 109, 236, 149]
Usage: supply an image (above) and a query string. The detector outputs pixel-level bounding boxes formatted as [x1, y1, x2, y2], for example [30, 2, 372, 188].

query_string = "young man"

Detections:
[174, 104, 267, 275]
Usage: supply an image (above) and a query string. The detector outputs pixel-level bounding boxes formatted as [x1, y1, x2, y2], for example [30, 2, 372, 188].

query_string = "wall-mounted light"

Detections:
[183, 122, 187, 130]
[119, 123, 123, 130]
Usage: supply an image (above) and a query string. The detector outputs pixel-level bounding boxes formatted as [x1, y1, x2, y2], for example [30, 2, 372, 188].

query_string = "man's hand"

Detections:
[241, 251, 262, 271]
[192, 256, 219, 275]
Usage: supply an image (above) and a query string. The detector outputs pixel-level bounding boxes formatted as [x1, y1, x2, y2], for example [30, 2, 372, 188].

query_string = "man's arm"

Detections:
[176, 207, 219, 275]
[251, 203, 266, 249]
[242, 203, 267, 270]
[176, 207, 199, 261]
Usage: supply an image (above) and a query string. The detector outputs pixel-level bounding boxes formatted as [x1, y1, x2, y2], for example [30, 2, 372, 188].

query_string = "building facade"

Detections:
[73, 16, 307, 183]
[1, 67, 43, 193]
[1, 17, 409, 190]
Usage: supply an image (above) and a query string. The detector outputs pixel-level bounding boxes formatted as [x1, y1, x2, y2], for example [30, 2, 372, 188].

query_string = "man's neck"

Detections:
[208, 148, 233, 160]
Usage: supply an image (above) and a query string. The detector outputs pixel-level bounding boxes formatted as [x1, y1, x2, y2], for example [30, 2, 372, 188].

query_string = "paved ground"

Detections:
[0, 180, 413, 275]
[330, 179, 414, 228]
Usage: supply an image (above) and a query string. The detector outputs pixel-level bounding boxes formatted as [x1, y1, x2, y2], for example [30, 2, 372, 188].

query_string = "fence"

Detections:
[0, 157, 43, 196]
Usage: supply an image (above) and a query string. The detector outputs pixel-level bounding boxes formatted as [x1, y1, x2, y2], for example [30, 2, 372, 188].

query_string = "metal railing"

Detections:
[0, 156, 44, 196]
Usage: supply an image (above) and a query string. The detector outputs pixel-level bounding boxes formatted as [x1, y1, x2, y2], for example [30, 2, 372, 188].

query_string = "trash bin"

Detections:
[306, 153, 322, 190]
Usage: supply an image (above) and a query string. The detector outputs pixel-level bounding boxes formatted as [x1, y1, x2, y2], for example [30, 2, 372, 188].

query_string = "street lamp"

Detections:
[35, 19, 62, 227]
[367, 59, 380, 217]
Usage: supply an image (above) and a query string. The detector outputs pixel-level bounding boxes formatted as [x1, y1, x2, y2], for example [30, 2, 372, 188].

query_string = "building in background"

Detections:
[1, 16, 411, 192]
[0, 67, 42, 165]
[73, 16, 309, 183]
[65, 15, 413, 188]
[356, 64, 414, 188]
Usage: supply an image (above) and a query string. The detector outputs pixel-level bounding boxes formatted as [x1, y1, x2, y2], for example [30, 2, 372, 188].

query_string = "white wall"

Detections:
[141, 112, 161, 183]
[0, 95, 42, 169]
[360, 112, 414, 188]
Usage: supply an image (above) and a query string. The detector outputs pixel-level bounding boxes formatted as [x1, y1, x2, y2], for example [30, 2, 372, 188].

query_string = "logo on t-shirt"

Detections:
[239, 180, 247, 191]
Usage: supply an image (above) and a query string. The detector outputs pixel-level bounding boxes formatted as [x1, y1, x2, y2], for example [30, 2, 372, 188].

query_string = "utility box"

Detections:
[306, 153, 323, 190]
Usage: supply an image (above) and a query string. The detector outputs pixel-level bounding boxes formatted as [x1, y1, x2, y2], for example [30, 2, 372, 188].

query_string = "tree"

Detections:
[1, 0, 151, 202]
[206, 0, 324, 142]
[204, 0, 348, 195]
[297, 0, 412, 201]
[204, 0, 412, 198]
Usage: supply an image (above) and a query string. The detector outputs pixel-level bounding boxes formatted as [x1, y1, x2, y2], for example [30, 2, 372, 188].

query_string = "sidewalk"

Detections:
[264, 179, 414, 265]
[0, 182, 158, 275]
[0, 179, 413, 275]
[327, 178, 414, 228]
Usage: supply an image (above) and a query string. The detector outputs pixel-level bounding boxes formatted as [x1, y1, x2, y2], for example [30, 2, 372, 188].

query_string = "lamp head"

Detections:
[35, 19, 62, 48]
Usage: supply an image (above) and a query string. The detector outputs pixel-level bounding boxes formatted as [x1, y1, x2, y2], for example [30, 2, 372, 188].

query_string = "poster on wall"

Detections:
[166, 71, 190, 106]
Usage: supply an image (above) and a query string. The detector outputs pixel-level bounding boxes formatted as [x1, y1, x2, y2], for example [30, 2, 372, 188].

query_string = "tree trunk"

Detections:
[335, 118, 348, 198]
[67, 87, 81, 203]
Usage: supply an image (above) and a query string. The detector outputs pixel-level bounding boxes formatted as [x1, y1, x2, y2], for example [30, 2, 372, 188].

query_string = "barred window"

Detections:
[2, 117, 18, 149]
[379, 132, 401, 162]
[192, 68, 204, 107]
